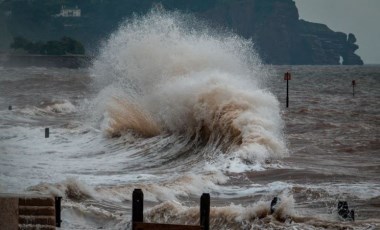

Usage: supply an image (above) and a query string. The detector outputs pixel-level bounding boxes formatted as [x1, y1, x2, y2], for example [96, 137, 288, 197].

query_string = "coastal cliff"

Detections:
[197, 0, 363, 65]
[0, 0, 363, 65]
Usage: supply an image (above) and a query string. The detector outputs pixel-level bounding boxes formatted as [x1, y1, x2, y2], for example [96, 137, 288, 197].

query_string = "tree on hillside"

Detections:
[10, 36, 29, 50]
[61, 36, 85, 54]
[10, 36, 85, 55]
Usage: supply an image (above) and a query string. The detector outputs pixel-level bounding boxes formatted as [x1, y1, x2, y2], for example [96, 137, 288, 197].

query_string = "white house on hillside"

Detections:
[56, 5, 81, 17]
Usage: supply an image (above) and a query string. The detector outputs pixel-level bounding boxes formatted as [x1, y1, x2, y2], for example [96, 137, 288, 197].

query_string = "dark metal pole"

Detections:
[132, 189, 144, 230]
[200, 193, 210, 230]
[286, 78, 289, 108]
[45, 128, 49, 138]
[55, 196, 62, 227]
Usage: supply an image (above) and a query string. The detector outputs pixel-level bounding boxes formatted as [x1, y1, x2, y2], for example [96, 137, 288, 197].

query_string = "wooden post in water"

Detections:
[352, 80, 356, 97]
[132, 189, 144, 230]
[284, 72, 291, 108]
[200, 193, 210, 230]
[55, 196, 62, 227]
[8, 105, 12, 110]
[45, 128, 49, 138]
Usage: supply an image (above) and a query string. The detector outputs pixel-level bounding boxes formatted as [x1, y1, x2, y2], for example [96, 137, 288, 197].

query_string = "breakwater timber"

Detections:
[0, 194, 61, 229]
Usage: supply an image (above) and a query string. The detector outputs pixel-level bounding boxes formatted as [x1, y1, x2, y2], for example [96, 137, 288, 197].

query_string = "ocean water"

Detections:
[1, 11, 379, 229]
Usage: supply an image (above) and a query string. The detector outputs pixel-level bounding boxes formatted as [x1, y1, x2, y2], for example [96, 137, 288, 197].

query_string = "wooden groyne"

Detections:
[0, 194, 61, 230]
[132, 189, 210, 230]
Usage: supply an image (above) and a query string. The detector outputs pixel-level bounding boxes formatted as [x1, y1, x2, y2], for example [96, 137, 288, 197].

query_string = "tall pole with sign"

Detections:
[284, 72, 291, 108]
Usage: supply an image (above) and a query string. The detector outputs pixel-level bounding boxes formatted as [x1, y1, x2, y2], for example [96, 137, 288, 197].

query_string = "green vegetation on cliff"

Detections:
[10, 36, 85, 55]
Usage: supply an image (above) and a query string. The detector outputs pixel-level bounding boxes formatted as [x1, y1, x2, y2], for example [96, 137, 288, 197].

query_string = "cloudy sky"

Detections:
[294, 0, 380, 64]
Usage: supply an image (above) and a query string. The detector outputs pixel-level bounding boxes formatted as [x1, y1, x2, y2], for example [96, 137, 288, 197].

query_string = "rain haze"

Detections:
[295, 0, 380, 64]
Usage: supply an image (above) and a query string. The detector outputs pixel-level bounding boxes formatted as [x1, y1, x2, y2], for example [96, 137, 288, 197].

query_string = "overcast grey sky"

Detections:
[294, 0, 380, 64]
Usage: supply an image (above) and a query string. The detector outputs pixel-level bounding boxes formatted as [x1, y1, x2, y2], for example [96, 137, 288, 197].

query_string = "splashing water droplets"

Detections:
[91, 10, 287, 164]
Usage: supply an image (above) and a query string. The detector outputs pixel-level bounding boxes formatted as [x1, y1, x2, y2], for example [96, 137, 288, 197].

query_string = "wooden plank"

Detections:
[18, 225, 56, 230]
[133, 222, 203, 230]
[19, 215, 55, 226]
[19, 206, 55, 216]
[0, 197, 19, 230]
[19, 197, 54, 207]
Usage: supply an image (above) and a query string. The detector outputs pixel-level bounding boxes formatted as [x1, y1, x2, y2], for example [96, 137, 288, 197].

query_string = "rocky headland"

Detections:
[196, 0, 363, 65]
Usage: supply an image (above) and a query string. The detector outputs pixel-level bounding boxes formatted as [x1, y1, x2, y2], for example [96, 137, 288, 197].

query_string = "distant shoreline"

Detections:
[0, 54, 93, 68]
[0, 54, 377, 68]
